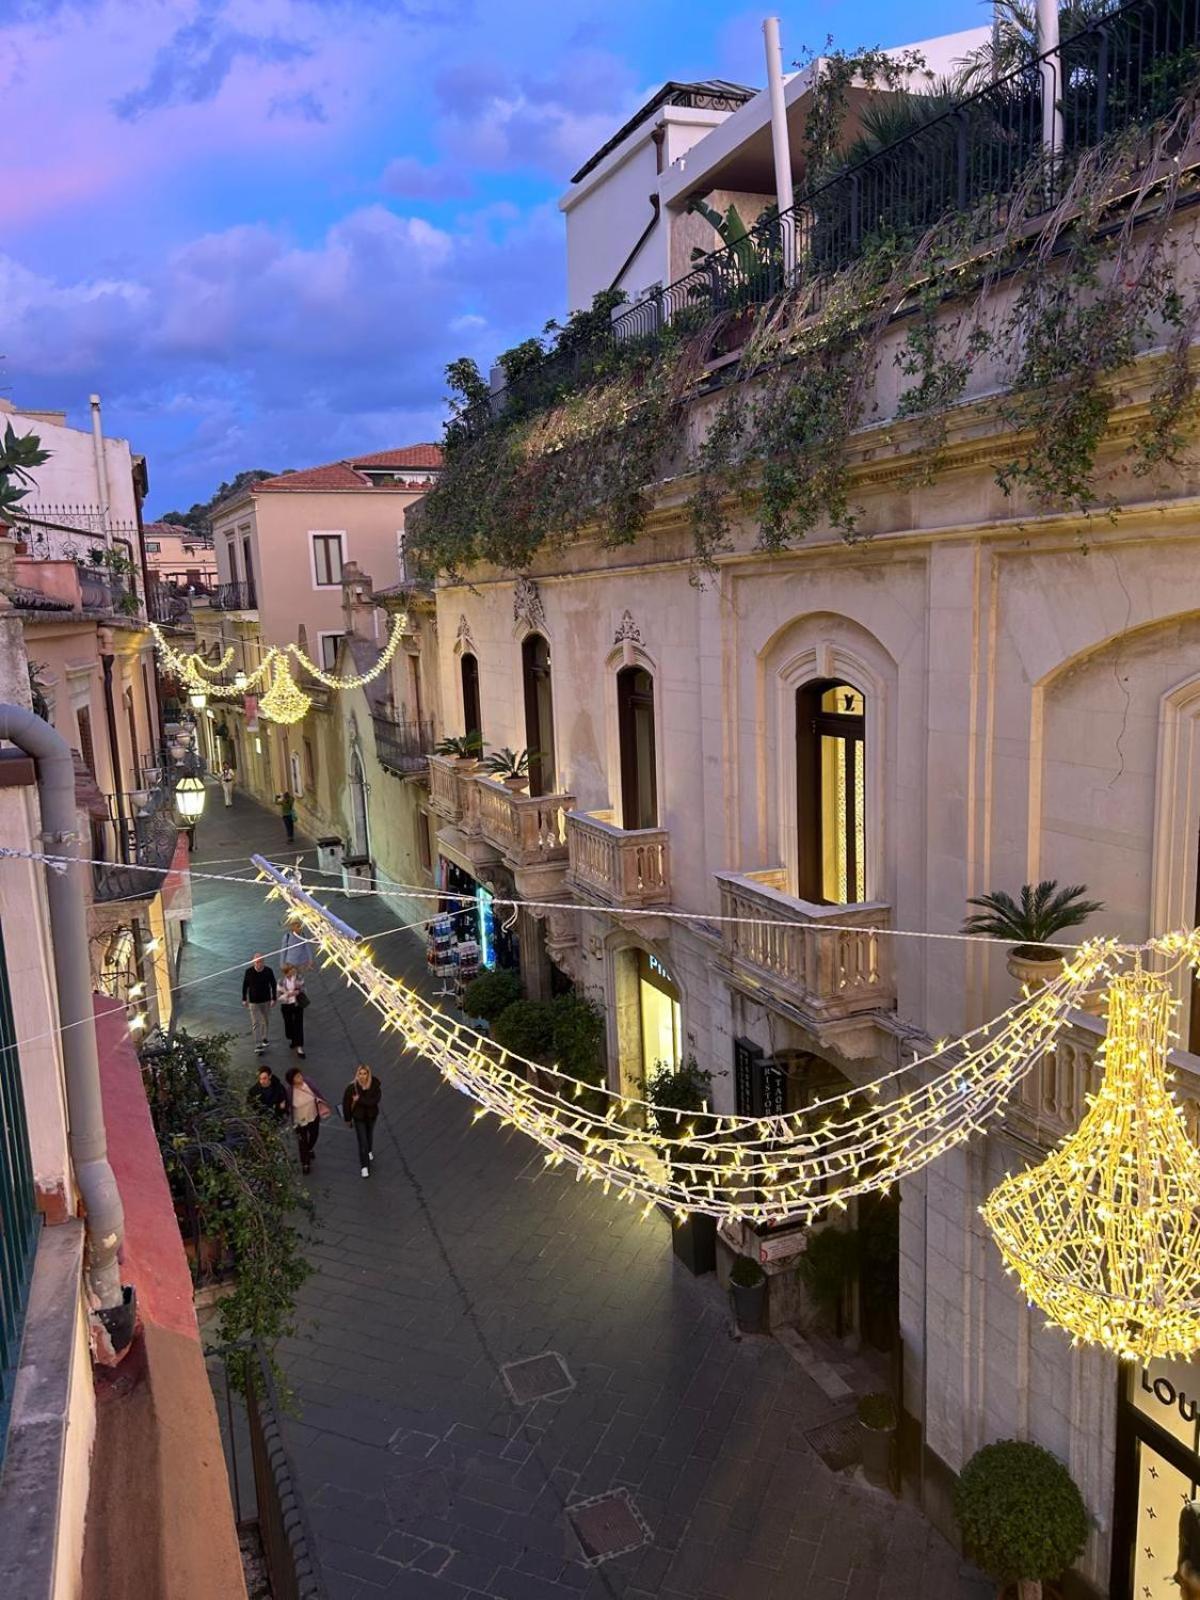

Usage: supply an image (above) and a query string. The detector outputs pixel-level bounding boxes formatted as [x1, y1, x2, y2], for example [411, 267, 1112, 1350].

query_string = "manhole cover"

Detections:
[501, 1352, 574, 1405]
[568, 1489, 652, 1565]
[804, 1413, 862, 1473]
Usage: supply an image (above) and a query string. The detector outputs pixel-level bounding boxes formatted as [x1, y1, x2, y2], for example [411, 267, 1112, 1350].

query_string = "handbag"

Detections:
[296, 991, 310, 1010]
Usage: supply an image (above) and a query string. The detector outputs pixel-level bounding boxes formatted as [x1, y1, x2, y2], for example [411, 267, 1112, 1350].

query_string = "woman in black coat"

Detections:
[342, 1065, 382, 1177]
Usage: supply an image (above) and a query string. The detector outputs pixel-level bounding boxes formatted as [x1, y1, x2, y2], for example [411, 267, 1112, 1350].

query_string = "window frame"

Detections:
[317, 631, 345, 672]
[309, 530, 346, 590]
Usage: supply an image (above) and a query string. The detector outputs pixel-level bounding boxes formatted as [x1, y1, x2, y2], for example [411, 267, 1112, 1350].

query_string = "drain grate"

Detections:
[804, 1413, 863, 1473]
[568, 1488, 652, 1565]
[501, 1351, 574, 1405]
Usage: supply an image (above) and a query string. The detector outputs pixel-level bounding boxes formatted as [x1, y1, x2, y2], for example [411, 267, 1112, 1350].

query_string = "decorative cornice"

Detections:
[513, 576, 546, 634]
[454, 613, 476, 655]
[612, 609, 642, 647]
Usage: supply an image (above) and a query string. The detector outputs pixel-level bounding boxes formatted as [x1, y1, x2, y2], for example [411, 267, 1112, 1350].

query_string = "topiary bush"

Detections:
[954, 1440, 1089, 1590]
[549, 992, 606, 1086]
[461, 968, 523, 1024]
[491, 998, 558, 1064]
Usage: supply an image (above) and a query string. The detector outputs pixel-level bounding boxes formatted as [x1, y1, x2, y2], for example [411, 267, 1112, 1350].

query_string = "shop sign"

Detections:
[244, 694, 258, 732]
[1141, 1365, 1200, 1424]
[758, 1229, 808, 1265]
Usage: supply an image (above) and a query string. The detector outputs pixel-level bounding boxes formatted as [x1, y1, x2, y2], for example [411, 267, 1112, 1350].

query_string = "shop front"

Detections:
[436, 856, 519, 973]
[1114, 1359, 1200, 1597]
[638, 950, 681, 1080]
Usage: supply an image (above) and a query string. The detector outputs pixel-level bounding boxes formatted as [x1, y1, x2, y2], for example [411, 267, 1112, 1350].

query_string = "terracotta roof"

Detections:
[252, 444, 443, 495]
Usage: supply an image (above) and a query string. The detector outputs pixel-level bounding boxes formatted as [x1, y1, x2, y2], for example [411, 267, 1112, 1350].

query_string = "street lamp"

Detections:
[174, 773, 206, 851]
[188, 689, 208, 711]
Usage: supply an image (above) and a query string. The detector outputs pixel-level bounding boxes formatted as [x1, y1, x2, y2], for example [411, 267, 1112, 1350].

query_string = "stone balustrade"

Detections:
[426, 754, 462, 822]
[566, 810, 670, 908]
[715, 868, 894, 1021]
[475, 775, 575, 868]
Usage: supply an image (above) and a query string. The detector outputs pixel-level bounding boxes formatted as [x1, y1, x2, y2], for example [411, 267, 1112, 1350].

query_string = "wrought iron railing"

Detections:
[0, 925, 38, 1473]
[210, 579, 257, 611]
[474, 0, 1200, 430]
[371, 714, 436, 774]
[209, 1342, 326, 1600]
[93, 784, 182, 902]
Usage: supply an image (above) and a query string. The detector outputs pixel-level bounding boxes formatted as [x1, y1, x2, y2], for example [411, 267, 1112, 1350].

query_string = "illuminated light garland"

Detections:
[287, 615, 408, 688]
[983, 946, 1200, 1361]
[252, 856, 1116, 1225]
[258, 657, 312, 724]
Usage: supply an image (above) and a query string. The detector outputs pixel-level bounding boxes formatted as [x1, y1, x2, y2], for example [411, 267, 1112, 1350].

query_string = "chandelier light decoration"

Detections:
[258, 657, 312, 725]
[149, 617, 409, 705]
[983, 941, 1200, 1362]
[252, 857, 1116, 1225]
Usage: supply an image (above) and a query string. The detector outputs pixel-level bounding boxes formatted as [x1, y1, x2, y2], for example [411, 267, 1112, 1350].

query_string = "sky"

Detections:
[0, 0, 981, 514]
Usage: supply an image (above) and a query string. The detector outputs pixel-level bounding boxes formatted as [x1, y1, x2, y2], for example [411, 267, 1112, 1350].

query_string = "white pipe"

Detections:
[1036, 0, 1064, 156]
[89, 393, 112, 547]
[762, 17, 795, 282]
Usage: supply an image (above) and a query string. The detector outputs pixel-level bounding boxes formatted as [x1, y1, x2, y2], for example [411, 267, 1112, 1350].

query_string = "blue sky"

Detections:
[1, 0, 982, 513]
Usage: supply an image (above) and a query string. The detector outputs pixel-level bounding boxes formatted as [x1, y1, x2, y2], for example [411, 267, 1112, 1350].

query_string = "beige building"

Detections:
[408, 19, 1200, 1598]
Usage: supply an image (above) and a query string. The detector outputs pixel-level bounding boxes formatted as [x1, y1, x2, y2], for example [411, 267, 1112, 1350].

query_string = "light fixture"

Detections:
[174, 775, 206, 821]
[259, 657, 312, 724]
[188, 690, 208, 711]
[234, 671, 249, 691]
[983, 958, 1200, 1361]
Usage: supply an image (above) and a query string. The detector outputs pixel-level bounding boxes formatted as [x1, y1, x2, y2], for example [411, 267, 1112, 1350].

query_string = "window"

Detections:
[319, 633, 344, 671]
[796, 680, 866, 905]
[225, 539, 239, 582]
[522, 633, 556, 796]
[124, 687, 141, 790]
[145, 540, 161, 553]
[417, 810, 432, 872]
[617, 666, 657, 829]
[77, 706, 96, 777]
[0, 923, 37, 1473]
[303, 739, 315, 792]
[461, 652, 481, 742]
[311, 533, 344, 588]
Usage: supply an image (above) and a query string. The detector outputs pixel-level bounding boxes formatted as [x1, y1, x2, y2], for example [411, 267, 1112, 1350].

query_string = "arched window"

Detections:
[796, 680, 866, 905]
[460, 651, 482, 743]
[617, 666, 657, 829]
[522, 634, 556, 796]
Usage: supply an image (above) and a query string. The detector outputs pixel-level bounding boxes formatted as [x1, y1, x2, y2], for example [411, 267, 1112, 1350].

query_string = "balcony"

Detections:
[372, 715, 435, 776]
[715, 868, 894, 1022]
[92, 786, 182, 903]
[210, 579, 257, 612]
[566, 809, 670, 908]
[475, 775, 575, 871]
[427, 753, 473, 824]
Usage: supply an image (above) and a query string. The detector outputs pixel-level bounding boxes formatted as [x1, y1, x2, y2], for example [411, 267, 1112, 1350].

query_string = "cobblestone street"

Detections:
[180, 793, 989, 1600]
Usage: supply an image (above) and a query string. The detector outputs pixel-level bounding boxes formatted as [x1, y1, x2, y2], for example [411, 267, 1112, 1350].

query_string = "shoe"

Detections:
[255, 1044, 266, 1055]
[361, 1166, 369, 1178]
[297, 1049, 306, 1058]
[368, 1150, 374, 1162]
[302, 1163, 311, 1174]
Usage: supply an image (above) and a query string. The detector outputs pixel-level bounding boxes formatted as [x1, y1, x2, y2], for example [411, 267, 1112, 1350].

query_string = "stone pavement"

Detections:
[178, 791, 989, 1600]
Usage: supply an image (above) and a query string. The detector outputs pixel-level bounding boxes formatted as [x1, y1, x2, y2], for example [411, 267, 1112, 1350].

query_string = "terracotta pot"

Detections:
[1005, 948, 1064, 989]
[503, 775, 527, 791]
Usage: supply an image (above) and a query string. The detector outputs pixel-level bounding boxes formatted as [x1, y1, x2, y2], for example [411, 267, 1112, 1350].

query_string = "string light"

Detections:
[983, 944, 1200, 1361]
[258, 657, 312, 725]
[149, 617, 409, 701]
[252, 856, 1116, 1226]
[286, 615, 409, 688]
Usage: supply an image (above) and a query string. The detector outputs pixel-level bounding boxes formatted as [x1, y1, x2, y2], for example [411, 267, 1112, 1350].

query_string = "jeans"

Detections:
[295, 1119, 319, 1170]
[281, 1003, 305, 1049]
[353, 1117, 375, 1165]
[282, 814, 295, 841]
[248, 1001, 272, 1048]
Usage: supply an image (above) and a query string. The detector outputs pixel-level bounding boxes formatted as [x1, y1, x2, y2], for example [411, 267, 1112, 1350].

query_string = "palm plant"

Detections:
[962, 880, 1104, 958]
[435, 733, 483, 760]
[482, 746, 533, 781]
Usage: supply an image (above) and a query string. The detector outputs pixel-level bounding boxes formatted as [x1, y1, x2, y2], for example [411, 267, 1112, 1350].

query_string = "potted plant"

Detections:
[797, 1224, 860, 1337]
[648, 1055, 716, 1274]
[483, 746, 534, 790]
[954, 1439, 1089, 1600]
[962, 880, 1104, 988]
[729, 1254, 767, 1333]
[857, 1391, 897, 1490]
[461, 968, 523, 1025]
[435, 732, 483, 763]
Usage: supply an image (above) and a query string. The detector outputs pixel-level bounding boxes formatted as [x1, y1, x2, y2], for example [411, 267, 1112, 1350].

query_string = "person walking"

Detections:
[281, 913, 315, 972]
[275, 789, 296, 843]
[246, 1066, 286, 1118]
[342, 1065, 382, 1178]
[241, 952, 277, 1054]
[279, 964, 308, 1057]
[220, 763, 235, 807]
[285, 1067, 329, 1174]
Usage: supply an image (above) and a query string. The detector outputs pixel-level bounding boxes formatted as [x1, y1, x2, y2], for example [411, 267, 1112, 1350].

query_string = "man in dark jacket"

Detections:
[342, 1065, 382, 1177]
[247, 1066, 287, 1118]
[242, 953, 277, 1054]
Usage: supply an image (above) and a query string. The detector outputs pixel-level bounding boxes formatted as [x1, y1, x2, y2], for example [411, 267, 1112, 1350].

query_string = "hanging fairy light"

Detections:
[983, 948, 1200, 1361]
[150, 618, 408, 697]
[287, 614, 409, 688]
[258, 657, 312, 724]
[252, 856, 1115, 1225]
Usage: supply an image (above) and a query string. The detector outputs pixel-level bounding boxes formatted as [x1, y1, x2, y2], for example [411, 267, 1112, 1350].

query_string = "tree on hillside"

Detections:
[159, 468, 281, 537]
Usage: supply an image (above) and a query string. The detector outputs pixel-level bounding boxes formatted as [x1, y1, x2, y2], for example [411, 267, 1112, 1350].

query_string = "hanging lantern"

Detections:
[174, 774, 207, 821]
[983, 962, 1200, 1361]
[188, 689, 208, 710]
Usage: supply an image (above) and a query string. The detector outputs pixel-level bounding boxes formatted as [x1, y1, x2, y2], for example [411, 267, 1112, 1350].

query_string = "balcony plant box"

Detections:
[857, 1391, 896, 1490]
[729, 1255, 767, 1333]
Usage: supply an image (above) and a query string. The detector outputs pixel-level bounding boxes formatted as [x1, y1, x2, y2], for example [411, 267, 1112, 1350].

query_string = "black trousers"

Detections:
[353, 1117, 376, 1164]
[295, 1119, 319, 1170]
[281, 1003, 305, 1048]
[283, 814, 295, 841]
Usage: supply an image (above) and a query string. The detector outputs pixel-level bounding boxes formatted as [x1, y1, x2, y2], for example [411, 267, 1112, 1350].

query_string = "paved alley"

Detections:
[178, 791, 987, 1600]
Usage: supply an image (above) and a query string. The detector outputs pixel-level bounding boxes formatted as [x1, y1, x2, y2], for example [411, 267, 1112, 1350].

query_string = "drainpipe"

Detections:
[0, 703, 131, 1336]
[89, 394, 112, 548]
[762, 17, 795, 283]
[1036, 0, 1064, 158]
[99, 632, 128, 863]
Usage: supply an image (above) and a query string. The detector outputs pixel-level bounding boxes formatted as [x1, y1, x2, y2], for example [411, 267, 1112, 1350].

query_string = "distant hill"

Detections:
[158, 468, 283, 537]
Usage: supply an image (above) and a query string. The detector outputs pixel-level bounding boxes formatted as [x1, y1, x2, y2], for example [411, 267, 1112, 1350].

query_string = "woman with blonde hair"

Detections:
[341, 1064, 382, 1178]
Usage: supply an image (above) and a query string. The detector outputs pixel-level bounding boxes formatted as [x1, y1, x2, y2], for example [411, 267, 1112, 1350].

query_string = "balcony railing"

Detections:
[427, 753, 467, 823]
[93, 785, 182, 903]
[372, 715, 436, 776]
[471, 0, 1200, 431]
[566, 809, 670, 907]
[475, 775, 575, 869]
[716, 868, 894, 1020]
[210, 579, 257, 611]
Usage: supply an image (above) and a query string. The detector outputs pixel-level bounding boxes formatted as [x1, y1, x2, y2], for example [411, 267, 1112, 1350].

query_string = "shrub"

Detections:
[730, 1255, 765, 1288]
[550, 992, 606, 1085]
[491, 998, 558, 1064]
[798, 1225, 860, 1337]
[461, 968, 522, 1024]
[646, 1054, 712, 1138]
[857, 1392, 897, 1430]
[954, 1440, 1089, 1587]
